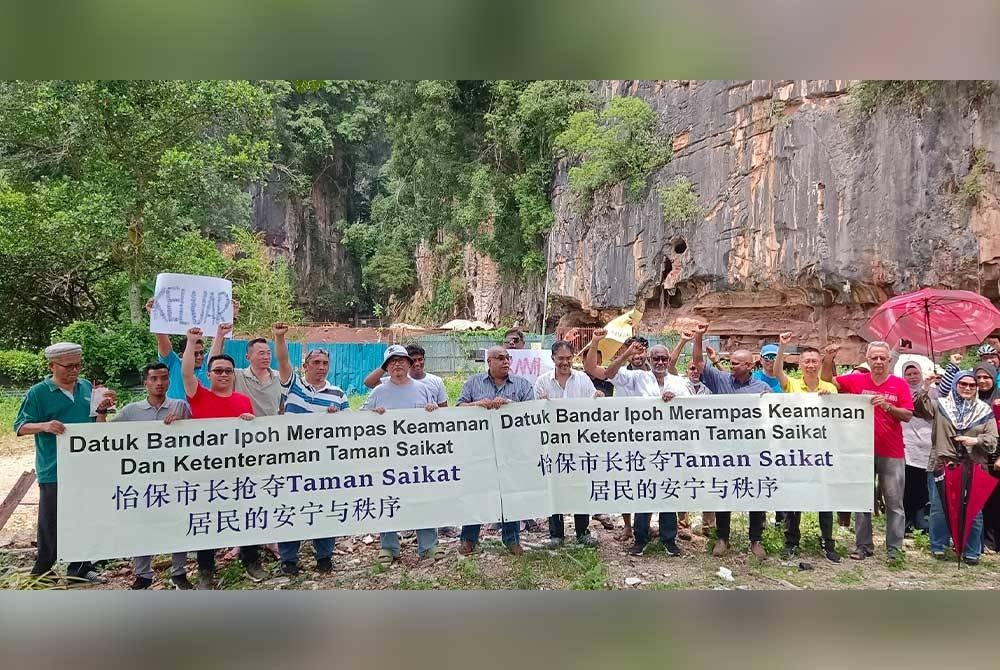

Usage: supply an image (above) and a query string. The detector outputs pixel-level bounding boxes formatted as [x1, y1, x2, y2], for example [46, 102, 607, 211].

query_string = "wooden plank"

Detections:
[0, 469, 36, 532]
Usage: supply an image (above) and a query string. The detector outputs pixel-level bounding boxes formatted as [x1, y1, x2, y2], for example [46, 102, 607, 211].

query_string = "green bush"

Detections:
[0, 349, 47, 385]
[54, 320, 158, 386]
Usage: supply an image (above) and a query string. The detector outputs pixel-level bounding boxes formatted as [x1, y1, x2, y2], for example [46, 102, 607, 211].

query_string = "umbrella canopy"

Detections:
[863, 288, 1000, 358]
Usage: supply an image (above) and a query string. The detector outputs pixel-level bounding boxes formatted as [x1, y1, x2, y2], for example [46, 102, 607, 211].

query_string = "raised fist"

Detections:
[592, 328, 607, 341]
[187, 327, 204, 341]
[694, 323, 709, 334]
[779, 332, 794, 345]
[823, 343, 841, 357]
[950, 353, 964, 365]
[272, 322, 289, 338]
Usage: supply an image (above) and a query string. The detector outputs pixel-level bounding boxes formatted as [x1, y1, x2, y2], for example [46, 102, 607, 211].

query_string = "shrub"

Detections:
[0, 349, 46, 385]
[54, 320, 157, 386]
[659, 177, 704, 224]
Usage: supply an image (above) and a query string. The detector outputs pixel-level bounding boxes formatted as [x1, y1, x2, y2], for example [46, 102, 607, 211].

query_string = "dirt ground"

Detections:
[2, 431, 998, 591]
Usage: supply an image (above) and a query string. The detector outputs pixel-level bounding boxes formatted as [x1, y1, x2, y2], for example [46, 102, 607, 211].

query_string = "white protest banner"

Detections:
[150, 273, 234, 336]
[484, 349, 553, 384]
[57, 408, 501, 560]
[493, 394, 874, 518]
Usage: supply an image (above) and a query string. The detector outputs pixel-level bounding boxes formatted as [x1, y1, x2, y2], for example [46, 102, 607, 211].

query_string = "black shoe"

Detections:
[629, 541, 648, 556]
[131, 576, 153, 590]
[781, 545, 800, 560]
[281, 561, 300, 576]
[964, 557, 980, 566]
[823, 543, 841, 563]
[315, 558, 333, 573]
[169, 574, 194, 590]
[245, 562, 267, 582]
[663, 540, 682, 556]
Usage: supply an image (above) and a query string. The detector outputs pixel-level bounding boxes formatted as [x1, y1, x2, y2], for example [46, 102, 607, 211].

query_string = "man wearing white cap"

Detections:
[363, 345, 443, 565]
[14, 342, 116, 584]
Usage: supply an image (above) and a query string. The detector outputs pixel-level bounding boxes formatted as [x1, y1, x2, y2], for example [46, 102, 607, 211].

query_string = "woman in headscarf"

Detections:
[973, 362, 1000, 551]
[914, 369, 999, 564]
[900, 362, 933, 533]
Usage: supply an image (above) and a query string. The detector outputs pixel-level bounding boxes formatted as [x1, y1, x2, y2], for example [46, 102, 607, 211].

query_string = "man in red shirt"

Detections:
[821, 340, 913, 561]
[182, 327, 260, 588]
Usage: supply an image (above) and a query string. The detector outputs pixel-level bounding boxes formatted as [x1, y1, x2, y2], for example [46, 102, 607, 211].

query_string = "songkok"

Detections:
[44, 342, 82, 361]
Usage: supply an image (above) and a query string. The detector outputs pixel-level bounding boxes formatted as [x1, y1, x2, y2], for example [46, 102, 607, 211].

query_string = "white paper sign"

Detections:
[57, 408, 502, 560]
[484, 349, 554, 384]
[492, 395, 874, 518]
[150, 273, 234, 336]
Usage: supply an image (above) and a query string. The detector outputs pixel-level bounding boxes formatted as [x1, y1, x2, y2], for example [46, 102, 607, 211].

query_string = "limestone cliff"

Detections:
[546, 80, 1000, 357]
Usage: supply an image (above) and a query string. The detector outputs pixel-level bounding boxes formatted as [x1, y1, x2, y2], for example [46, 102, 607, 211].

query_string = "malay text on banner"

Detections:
[56, 408, 502, 560]
[493, 394, 874, 518]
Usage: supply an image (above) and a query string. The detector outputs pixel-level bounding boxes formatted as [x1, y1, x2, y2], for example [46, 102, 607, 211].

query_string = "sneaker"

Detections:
[77, 570, 107, 585]
[712, 539, 729, 557]
[315, 557, 333, 573]
[130, 576, 153, 590]
[750, 541, 767, 560]
[244, 562, 267, 582]
[932, 551, 947, 560]
[781, 545, 800, 560]
[542, 537, 565, 549]
[458, 540, 476, 556]
[197, 569, 215, 590]
[506, 542, 525, 556]
[169, 574, 194, 590]
[823, 546, 841, 563]
[577, 534, 600, 548]
[281, 561, 300, 576]
[629, 541, 648, 556]
[963, 556, 980, 566]
[663, 540, 682, 556]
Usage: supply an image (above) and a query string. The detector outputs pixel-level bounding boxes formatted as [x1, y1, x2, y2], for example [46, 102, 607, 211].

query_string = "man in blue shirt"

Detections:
[752, 343, 784, 393]
[146, 297, 234, 400]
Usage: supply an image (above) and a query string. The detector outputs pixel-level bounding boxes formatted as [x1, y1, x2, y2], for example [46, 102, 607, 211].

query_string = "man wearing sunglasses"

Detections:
[181, 327, 261, 588]
[15, 342, 116, 585]
[145, 297, 233, 401]
[503, 329, 526, 349]
[753, 343, 784, 393]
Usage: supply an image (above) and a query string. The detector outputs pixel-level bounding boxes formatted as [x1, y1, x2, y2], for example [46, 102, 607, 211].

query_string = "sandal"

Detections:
[423, 545, 446, 562]
[377, 549, 396, 566]
[849, 549, 873, 561]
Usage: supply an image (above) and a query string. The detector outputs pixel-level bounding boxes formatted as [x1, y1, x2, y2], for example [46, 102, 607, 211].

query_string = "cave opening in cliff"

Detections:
[672, 237, 688, 254]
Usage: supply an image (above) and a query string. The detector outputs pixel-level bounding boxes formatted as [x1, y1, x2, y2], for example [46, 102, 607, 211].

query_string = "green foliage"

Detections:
[54, 320, 157, 386]
[658, 177, 703, 224]
[959, 147, 991, 206]
[228, 228, 303, 336]
[847, 81, 944, 122]
[0, 350, 47, 385]
[555, 96, 671, 203]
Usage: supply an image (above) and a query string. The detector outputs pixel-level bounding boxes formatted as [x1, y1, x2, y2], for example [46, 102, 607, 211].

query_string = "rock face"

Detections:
[547, 80, 1000, 358]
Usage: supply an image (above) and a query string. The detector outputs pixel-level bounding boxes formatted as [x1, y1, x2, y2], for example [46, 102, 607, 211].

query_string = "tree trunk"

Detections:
[128, 279, 142, 324]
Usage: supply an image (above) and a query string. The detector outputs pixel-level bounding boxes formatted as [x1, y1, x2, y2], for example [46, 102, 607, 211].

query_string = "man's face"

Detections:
[145, 368, 170, 397]
[208, 359, 236, 392]
[303, 354, 330, 385]
[800, 352, 821, 375]
[649, 346, 670, 375]
[729, 351, 754, 381]
[386, 356, 411, 381]
[761, 355, 776, 375]
[687, 364, 701, 383]
[981, 353, 1000, 368]
[189, 342, 205, 368]
[487, 349, 511, 377]
[903, 366, 922, 385]
[504, 333, 525, 349]
[49, 354, 82, 385]
[409, 354, 425, 376]
[247, 342, 271, 369]
[553, 348, 574, 375]
[866, 346, 890, 376]
[630, 345, 648, 368]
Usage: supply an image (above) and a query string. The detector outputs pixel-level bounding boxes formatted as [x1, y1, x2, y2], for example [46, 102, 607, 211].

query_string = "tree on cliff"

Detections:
[0, 80, 274, 324]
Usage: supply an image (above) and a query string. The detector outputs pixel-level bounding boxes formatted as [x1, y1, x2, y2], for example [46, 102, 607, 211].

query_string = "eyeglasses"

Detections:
[761, 355, 777, 361]
[490, 354, 511, 361]
[956, 381, 978, 389]
[52, 362, 82, 371]
[650, 356, 670, 362]
[504, 339, 522, 345]
[210, 368, 235, 375]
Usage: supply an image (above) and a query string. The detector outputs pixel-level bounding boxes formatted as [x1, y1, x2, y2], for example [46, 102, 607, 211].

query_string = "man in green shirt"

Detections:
[14, 342, 116, 584]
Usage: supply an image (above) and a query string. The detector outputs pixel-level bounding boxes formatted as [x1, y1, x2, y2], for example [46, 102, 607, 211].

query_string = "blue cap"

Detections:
[761, 344, 780, 357]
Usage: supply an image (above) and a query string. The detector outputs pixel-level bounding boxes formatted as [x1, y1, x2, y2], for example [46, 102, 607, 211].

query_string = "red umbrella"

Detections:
[934, 460, 999, 564]
[863, 288, 1000, 359]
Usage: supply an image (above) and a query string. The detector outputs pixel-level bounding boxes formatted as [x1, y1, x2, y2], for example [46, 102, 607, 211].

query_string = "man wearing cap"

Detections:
[364, 345, 444, 565]
[753, 344, 784, 393]
[273, 341, 348, 575]
[362, 344, 448, 408]
[14, 342, 116, 584]
[457, 346, 535, 555]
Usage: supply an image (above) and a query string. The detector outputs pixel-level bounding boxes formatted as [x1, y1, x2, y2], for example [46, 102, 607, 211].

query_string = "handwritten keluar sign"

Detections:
[150, 273, 234, 336]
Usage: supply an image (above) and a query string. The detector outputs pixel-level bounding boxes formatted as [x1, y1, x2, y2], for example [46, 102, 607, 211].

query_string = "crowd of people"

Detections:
[11, 300, 1000, 589]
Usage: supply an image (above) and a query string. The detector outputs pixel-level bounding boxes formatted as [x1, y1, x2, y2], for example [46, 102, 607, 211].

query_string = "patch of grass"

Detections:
[514, 558, 539, 589]
[650, 581, 684, 590]
[887, 551, 909, 572]
[836, 568, 864, 585]
[959, 147, 991, 206]
[449, 557, 498, 589]
[911, 530, 930, 551]
[398, 573, 436, 590]
[519, 545, 608, 590]
[0, 396, 22, 438]
[216, 561, 251, 590]
[367, 561, 388, 577]
[761, 522, 785, 555]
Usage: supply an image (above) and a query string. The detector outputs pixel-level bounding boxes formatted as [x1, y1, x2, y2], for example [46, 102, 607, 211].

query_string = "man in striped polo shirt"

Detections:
[275, 340, 349, 575]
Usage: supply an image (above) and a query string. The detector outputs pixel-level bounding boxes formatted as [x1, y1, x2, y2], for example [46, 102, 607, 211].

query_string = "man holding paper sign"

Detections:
[146, 297, 233, 401]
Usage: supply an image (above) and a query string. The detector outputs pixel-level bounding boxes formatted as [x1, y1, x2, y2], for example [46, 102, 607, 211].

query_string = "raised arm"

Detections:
[272, 322, 293, 384]
[146, 298, 174, 358]
[182, 327, 203, 398]
[667, 330, 692, 376]
[691, 322, 708, 372]
[820, 343, 841, 390]
[774, 331, 794, 390]
[363, 366, 385, 390]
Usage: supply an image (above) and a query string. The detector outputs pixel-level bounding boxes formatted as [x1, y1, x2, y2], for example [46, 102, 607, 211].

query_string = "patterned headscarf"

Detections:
[936, 369, 994, 432]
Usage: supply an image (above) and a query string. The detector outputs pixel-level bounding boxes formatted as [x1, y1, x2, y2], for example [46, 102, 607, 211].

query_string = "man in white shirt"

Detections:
[363, 344, 448, 407]
[535, 340, 602, 548]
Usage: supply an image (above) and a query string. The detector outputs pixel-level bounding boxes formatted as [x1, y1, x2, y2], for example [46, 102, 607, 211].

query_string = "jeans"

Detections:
[196, 545, 259, 572]
[549, 514, 591, 540]
[134, 553, 188, 579]
[380, 529, 438, 557]
[31, 483, 94, 578]
[278, 537, 336, 563]
[461, 521, 520, 546]
[715, 511, 766, 542]
[633, 512, 678, 545]
[784, 512, 834, 548]
[927, 471, 984, 559]
[856, 456, 905, 552]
